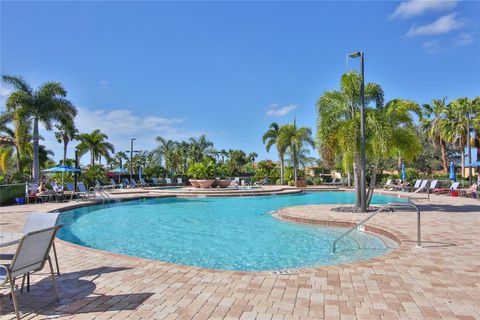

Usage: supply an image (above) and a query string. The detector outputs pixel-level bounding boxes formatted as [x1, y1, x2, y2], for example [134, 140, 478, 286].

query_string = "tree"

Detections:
[278, 120, 314, 184]
[2, 75, 77, 182]
[421, 98, 449, 173]
[55, 115, 78, 164]
[248, 152, 258, 163]
[189, 135, 214, 162]
[262, 122, 288, 185]
[317, 71, 416, 210]
[76, 129, 114, 166]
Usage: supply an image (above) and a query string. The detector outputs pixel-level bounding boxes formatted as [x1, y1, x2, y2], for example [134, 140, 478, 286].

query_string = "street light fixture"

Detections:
[348, 51, 367, 212]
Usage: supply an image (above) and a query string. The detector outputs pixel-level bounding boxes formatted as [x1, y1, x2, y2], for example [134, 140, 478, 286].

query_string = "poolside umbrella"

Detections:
[401, 163, 406, 181]
[43, 165, 81, 187]
[110, 167, 128, 183]
[138, 166, 143, 180]
[465, 161, 480, 167]
[449, 162, 456, 181]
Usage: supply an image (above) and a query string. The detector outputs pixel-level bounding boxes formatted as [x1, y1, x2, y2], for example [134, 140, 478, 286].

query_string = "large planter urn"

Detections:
[217, 179, 231, 188]
[197, 179, 215, 188]
[295, 179, 307, 187]
[190, 180, 201, 188]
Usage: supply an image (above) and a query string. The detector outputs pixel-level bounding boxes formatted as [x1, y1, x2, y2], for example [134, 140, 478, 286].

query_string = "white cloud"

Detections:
[423, 39, 446, 53]
[390, 0, 458, 20]
[99, 80, 108, 85]
[0, 86, 12, 98]
[39, 107, 205, 163]
[454, 32, 475, 47]
[406, 13, 464, 37]
[266, 103, 298, 117]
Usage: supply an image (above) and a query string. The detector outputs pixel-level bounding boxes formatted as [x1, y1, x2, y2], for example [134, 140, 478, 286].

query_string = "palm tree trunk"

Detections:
[63, 138, 68, 164]
[460, 150, 465, 178]
[280, 156, 284, 185]
[366, 165, 378, 207]
[347, 167, 351, 187]
[293, 146, 298, 184]
[32, 117, 40, 182]
[14, 146, 21, 173]
[440, 141, 448, 173]
[90, 149, 95, 166]
[353, 158, 361, 208]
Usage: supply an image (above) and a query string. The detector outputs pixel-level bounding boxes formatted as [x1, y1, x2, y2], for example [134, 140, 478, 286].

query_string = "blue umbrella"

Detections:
[111, 167, 128, 183]
[43, 165, 81, 186]
[465, 161, 480, 167]
[401, 163, 406, 181]
[449, 161, 456, 181]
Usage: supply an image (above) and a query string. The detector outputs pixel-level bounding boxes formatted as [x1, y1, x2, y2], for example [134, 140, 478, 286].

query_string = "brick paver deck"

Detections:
[1, 190, 479, 319]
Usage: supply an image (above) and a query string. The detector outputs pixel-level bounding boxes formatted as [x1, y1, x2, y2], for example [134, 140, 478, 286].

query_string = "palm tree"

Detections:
[248, 152, 258, 163]
[153, 137, 178, 174]
[421, 98, 449, 173]
[2, 75, 77, 182]
[278, 120, 314, 184]
[316, 71, 399, 210]
[262, 122, 288, 185]
[0, 124, 18, 174]
[55, 115, 78, 164]
[189, 135, 214, 162]
[76, 129, 114, 166]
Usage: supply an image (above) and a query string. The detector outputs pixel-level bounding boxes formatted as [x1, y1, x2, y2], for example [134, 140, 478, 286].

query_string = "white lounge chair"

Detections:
[166, 178, 172, 185]
[177, 178, 183, 185]
[0, 226, 61, 320]
[383, 179, 393, 189]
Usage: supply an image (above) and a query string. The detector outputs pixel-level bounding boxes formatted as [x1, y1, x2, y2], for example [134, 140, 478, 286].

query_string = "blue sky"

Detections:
[1, 1, 479, 163]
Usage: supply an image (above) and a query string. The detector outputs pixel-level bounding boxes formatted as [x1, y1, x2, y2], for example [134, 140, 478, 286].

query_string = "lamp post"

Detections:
[74, 147, 79, 191]
[348, 51, 367, 212]
[130, 138, 136, 181]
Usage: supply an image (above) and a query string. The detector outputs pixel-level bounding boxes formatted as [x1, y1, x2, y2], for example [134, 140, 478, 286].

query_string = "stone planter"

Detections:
[197, 179, 215, 188]
[211, 180, 219, 188]
[216, 179, 231, 188]
[190, 180, 201, 188]
[295, 179, 307, 188]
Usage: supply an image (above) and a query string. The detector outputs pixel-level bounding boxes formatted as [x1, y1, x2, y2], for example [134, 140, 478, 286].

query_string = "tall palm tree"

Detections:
[189, 135, 214, 162]
[2, 75, 77, 182]
[278, 120, 314, 184]
[76, 129, 114, 166]
[153, 137, 178, 174]
[316, 71, 399, 210]
[262, 122, 288, 185]
[0, 124, 18, 174]
[55, 115, 78, 164]
[421, 98, 449, 173]
[248, 152, 258, 163]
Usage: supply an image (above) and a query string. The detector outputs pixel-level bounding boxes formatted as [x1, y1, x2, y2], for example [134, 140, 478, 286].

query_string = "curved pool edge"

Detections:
[52, 194, 409, 275]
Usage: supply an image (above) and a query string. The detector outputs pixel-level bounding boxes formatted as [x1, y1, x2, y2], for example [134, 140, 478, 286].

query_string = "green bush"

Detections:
[288, 180, 295, 186]
[83, 165, 106, 187]
[188, 161, 215, 179]
[0, 183, 26, 206]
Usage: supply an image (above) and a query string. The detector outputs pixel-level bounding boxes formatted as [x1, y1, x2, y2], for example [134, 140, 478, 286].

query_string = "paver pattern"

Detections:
[1, 190, 479, 320]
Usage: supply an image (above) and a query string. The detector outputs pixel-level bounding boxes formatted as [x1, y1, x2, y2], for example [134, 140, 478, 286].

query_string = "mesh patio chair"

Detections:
[0, 226, 61, 320]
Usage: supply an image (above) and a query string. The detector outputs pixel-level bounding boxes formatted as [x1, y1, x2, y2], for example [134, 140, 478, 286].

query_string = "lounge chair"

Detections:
[383, 179, 393, 189]
[123, 178, 131, 188]
[434, 181, 460, 195]
[130, 179, 138, 188]
[110, 179, 118, 188]
[64, 183, 80, 200]
[77, 182, 92, 198]
[407, 179, 421, 191]
[460, 183, 478, 198]
[165, 178, 172, 185]
[96, 179, 115, 190]
[411, 180, 428, 194]
[327, 178, 341, 185]
[139, 177, 150, 187]
[429, 180, 438, 192]
[0, 226, 61, 320]
[151, 178, 160, 186]
[177, 178, 183, 185]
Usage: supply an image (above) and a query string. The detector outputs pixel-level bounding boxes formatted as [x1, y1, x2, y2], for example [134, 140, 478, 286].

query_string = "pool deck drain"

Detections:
[1, 189, 479, 319]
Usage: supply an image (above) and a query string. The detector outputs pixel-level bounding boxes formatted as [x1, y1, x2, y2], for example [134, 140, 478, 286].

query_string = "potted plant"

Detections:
[188, 161, 216, 188]
[214, 164, 231, 188]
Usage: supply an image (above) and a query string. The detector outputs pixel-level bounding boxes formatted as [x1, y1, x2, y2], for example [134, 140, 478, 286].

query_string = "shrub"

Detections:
[188, 161, 215, 179]
[83, 165, 106, 187]
[288, 180, 295, 186]
[0, 183, 26, 206]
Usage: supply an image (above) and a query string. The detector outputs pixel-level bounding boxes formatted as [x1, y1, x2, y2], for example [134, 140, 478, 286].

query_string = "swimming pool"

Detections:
[57, 192, 401, 271]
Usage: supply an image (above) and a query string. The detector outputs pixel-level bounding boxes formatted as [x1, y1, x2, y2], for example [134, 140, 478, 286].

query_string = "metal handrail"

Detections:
[332, 201, 421, 252]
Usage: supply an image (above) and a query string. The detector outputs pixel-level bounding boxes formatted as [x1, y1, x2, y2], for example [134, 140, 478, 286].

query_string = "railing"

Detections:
[332, 201, 421, 253]
[89, 187, 111, 204]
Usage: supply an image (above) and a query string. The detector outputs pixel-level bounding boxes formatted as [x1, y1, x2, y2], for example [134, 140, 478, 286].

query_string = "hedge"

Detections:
[0, 183, 26, 206]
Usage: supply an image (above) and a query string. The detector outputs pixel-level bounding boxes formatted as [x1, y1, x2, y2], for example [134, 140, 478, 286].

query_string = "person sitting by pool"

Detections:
[37, 181, 55, 196]
[463, 183, 478, 198]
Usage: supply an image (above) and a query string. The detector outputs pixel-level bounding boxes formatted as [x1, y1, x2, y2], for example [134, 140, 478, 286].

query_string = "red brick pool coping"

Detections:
[1, 189, 479, 319]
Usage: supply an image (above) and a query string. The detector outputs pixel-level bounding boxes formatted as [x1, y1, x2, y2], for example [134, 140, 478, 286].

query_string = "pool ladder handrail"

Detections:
[332, 201, 421, 253]
[89, 186, 111, 204]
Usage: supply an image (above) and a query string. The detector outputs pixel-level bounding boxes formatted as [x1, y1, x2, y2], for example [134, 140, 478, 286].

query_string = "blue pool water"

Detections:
[58, 192, 401, 271]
